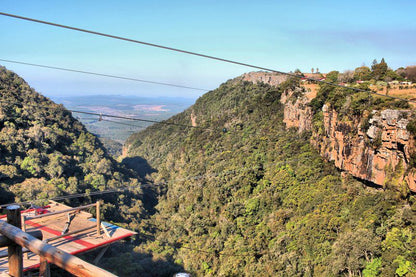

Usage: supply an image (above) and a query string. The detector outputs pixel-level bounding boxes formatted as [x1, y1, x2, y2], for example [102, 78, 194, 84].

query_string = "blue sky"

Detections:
[1, 0, 415, 99]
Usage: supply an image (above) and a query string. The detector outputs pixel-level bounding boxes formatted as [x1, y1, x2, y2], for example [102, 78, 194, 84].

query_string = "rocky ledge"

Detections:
[244, 71, 416, 192]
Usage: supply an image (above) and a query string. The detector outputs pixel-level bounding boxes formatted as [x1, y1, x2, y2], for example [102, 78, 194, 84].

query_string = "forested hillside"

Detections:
[0, 66, 144, 224]
[124, 78, 416, 276]
[2, 63, 415, 276]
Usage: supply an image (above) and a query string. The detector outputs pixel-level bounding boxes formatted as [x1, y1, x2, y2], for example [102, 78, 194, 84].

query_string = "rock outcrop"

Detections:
[283, 88, 416, 191]
[311, 106, 414, 191]
[240, 71, 288, 86]
[244, 71, 416, 192]
[280, 88, 313, 133]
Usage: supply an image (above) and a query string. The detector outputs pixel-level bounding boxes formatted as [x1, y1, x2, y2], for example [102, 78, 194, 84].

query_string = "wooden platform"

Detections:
[0, 201, 136, 274]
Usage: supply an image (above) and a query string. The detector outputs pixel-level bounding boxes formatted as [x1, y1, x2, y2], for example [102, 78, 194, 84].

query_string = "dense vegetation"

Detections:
[0, 66, 144, 226]
[2, 64, 416, 276]
[123, 78, 416, 276]
[309, 70, 410, 116]
[98, 137, 123, 158]
[335, 58, 414, 83]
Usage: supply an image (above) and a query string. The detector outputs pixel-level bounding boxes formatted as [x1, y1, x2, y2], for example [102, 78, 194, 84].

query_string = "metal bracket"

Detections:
[101, 223, 111, 238]
[61, 213, 76, 235]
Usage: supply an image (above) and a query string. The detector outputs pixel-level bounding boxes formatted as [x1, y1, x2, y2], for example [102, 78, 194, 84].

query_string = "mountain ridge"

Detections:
[0, 65, 145, 227]
[123, 75, 416, 276]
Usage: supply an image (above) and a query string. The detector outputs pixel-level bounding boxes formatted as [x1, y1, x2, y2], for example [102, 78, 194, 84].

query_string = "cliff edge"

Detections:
[244, 71, 416, 192]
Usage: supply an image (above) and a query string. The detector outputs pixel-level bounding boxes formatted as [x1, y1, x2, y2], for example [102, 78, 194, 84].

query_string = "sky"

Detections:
[0, 0, 415, 99]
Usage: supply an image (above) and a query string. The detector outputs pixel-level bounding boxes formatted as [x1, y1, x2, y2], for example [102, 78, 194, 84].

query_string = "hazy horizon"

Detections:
[1, 0, 414, 98]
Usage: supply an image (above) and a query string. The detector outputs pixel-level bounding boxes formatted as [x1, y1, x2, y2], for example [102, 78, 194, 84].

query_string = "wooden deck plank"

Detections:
[0, 202, 136, 274]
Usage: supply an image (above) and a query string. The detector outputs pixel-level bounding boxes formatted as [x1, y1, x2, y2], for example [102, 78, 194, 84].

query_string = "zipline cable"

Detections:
[1, 12, 415, 103]
[79, 115, 147, 128]
[0, 58, 209, 92]
[70, 110, 202, 129]
[0, 99, 203, 130]
[100, 118, 145, 128]
[0, 188, 126, 209]
[0, 154, 306, 209]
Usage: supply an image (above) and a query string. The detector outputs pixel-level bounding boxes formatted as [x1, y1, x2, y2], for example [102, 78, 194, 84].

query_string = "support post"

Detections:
[93, 246, 109, 265]
[7, 205, 23, 277]
[39, 256, 50, 277]
[96, 201, 101, 236]
[21, 215, 28, 260]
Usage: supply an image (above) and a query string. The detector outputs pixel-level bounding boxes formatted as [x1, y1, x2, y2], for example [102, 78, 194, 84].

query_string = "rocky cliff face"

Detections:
[280, 88, 314, 133]
[243, 71, 416, 192]
[312, 106, 415, 191]
[283, 87, 416, 192]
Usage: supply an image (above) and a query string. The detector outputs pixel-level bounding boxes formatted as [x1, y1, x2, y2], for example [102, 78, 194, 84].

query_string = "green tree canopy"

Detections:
[371, 58, 388, 80]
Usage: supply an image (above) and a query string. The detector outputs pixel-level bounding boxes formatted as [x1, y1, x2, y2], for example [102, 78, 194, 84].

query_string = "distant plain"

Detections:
[52, 95, 196, 143]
